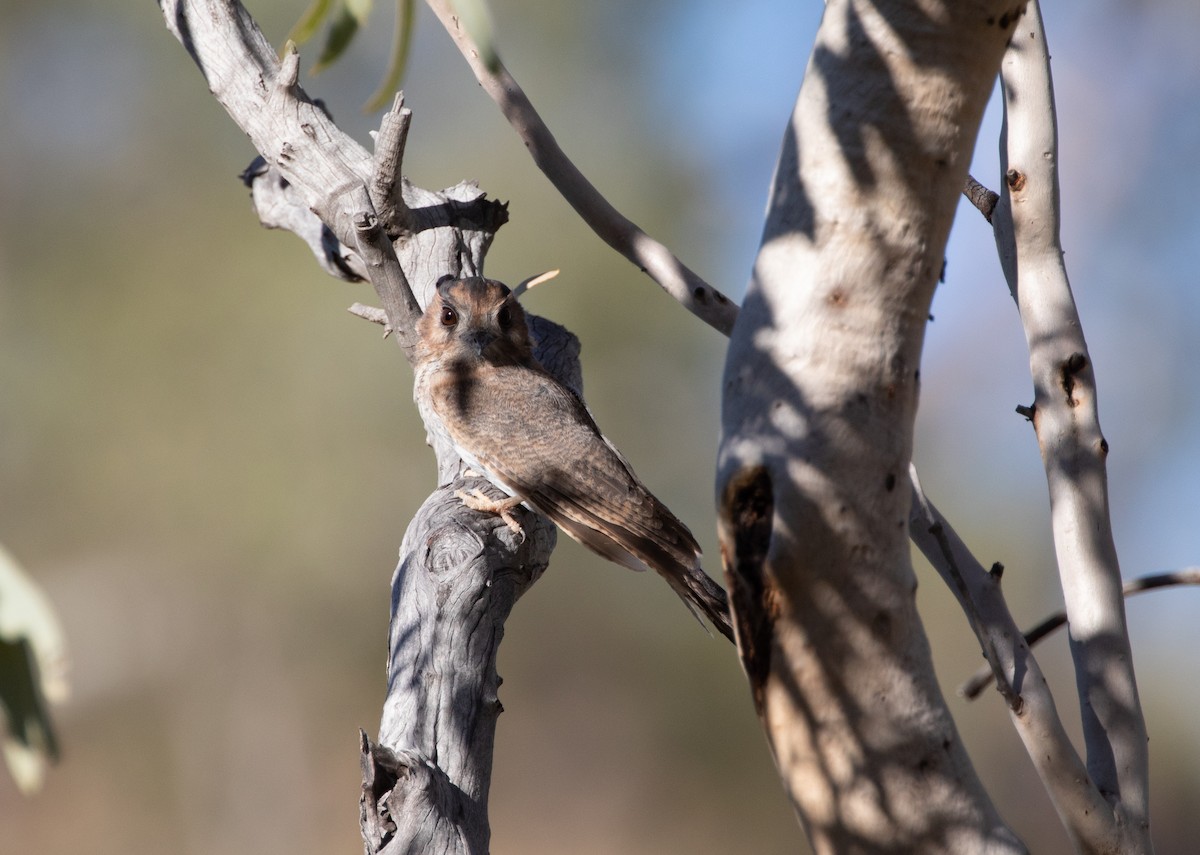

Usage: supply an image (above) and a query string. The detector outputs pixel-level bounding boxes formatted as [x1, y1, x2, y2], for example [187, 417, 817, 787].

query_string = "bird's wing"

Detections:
[432, 363, 701, 574]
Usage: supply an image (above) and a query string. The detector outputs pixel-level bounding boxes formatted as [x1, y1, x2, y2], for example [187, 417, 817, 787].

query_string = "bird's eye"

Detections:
[497, 304, 512, 329]
[440, 305, 458, 327]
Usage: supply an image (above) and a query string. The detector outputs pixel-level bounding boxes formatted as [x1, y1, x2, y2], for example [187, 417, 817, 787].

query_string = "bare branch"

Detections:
[908, 469, 1119, 850]
[369, 480, 555, 855]
[908, 467, 1019, 711]
[350, 192, 421, 357]
[242, 156, 369, 281]
[160, 4, 570, 852]
[961, 568, 1200, 700]
[991, 3, 1152, 842]
[423, 0, 739, 336]
[162, 0, 522, 350]
[349, 303, 390, 328]
[369, 93, 416, 236]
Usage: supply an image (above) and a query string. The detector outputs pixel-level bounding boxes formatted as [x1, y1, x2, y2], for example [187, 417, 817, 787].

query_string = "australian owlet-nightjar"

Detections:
[412, 277, 733, 641]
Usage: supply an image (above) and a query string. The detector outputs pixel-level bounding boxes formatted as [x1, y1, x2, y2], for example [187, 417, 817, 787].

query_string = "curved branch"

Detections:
[961, 568, 1200, 700]
[423, 0, 739, 336]
[991, 3, 1152, 845]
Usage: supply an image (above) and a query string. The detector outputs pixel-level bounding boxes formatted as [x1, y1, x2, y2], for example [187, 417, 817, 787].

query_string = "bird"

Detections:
[412, 277, 734, 642]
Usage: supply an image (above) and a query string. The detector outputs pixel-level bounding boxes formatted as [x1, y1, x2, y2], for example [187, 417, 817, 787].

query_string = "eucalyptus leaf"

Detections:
[313, 5, 362, 74]
[287, 0, 334, 45]
[364, 0, 416, 112]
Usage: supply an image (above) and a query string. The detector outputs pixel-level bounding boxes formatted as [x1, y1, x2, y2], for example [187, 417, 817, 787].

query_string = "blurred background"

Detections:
[2, 0, 1198, 852]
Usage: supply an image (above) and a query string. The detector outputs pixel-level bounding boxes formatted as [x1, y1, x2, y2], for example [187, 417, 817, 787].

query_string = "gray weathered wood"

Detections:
[365, 480, 555, 855]
[159, 2, 577, 851]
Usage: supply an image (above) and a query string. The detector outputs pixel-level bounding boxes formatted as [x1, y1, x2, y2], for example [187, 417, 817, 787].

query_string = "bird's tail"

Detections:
[664, 564, 735, 643]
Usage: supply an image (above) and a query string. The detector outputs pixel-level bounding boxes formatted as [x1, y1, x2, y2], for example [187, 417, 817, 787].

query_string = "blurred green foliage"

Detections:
[1, 1, 1198, 854]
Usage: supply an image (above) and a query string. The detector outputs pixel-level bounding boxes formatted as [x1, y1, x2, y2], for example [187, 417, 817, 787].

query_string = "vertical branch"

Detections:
[370, 93, 416, 237]
[991, 4, 1152, 847]
[717, 1, 1026, 851]
[160, 2, 574, 852]
[367, 484, 554, 855]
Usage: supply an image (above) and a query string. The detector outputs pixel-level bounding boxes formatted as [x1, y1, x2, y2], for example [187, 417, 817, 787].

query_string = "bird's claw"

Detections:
[454, 488, 526, 541]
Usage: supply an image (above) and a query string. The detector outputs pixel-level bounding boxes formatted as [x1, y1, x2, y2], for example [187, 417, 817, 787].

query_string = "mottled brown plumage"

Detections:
[413, 277, 733, 641]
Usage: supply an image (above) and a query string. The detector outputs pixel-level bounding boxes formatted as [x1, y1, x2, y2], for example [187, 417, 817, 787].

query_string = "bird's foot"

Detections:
[454, 488, 526, 541]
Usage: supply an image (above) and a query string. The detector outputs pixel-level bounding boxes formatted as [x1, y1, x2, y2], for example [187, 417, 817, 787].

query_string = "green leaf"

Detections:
[345, 0, 374, 24]
[364, 0, 416, 112]
[288, 0, 334, 45]
[451, 0, 500, 73]
[312, 5, 362, 75]
[0, 544, 68, 795]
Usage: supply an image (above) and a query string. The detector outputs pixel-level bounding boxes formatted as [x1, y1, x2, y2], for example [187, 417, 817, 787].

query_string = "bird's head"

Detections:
[417, 278, 533, 366]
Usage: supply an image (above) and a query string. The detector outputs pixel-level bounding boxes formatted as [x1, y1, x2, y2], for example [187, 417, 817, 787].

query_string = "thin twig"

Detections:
[961, 568, 1200, 699]
[909, 467, 1019, 710]
[423, 0, 739, 336]
[349, 303, 391, 329]
[906, 465, 1114, 843]
[512, 268, 560, 298]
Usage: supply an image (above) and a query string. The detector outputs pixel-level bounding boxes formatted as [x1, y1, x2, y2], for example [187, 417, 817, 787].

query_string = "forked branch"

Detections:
[960, 568, 1200, 700]
[160, 4, 567, 853]
[908, 468, 1117, 848]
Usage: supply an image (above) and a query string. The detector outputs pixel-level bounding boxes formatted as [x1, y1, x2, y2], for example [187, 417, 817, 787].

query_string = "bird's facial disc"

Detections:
[427, 278, 531, 363]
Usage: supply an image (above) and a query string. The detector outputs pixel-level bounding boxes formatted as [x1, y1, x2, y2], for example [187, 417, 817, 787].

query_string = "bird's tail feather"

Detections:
[664, 564, 735, 643]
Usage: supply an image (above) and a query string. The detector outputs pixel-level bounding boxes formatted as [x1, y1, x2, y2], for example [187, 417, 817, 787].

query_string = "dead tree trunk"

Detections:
[160, 2, 581, 851]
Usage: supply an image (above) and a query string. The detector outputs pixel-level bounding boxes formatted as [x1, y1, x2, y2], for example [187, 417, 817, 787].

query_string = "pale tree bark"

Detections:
[716, 2, 1029, 852]
[908, 471, 1134, 853]
[988, 3, 1152, 850]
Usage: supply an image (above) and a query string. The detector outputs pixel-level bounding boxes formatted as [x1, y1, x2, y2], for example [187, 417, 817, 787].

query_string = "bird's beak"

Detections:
[466, 330, 495, 356]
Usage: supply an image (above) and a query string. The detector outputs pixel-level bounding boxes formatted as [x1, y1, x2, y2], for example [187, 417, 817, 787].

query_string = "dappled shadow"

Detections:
[722, 326, 1019, 849]
[722, 2, 1025, 850]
